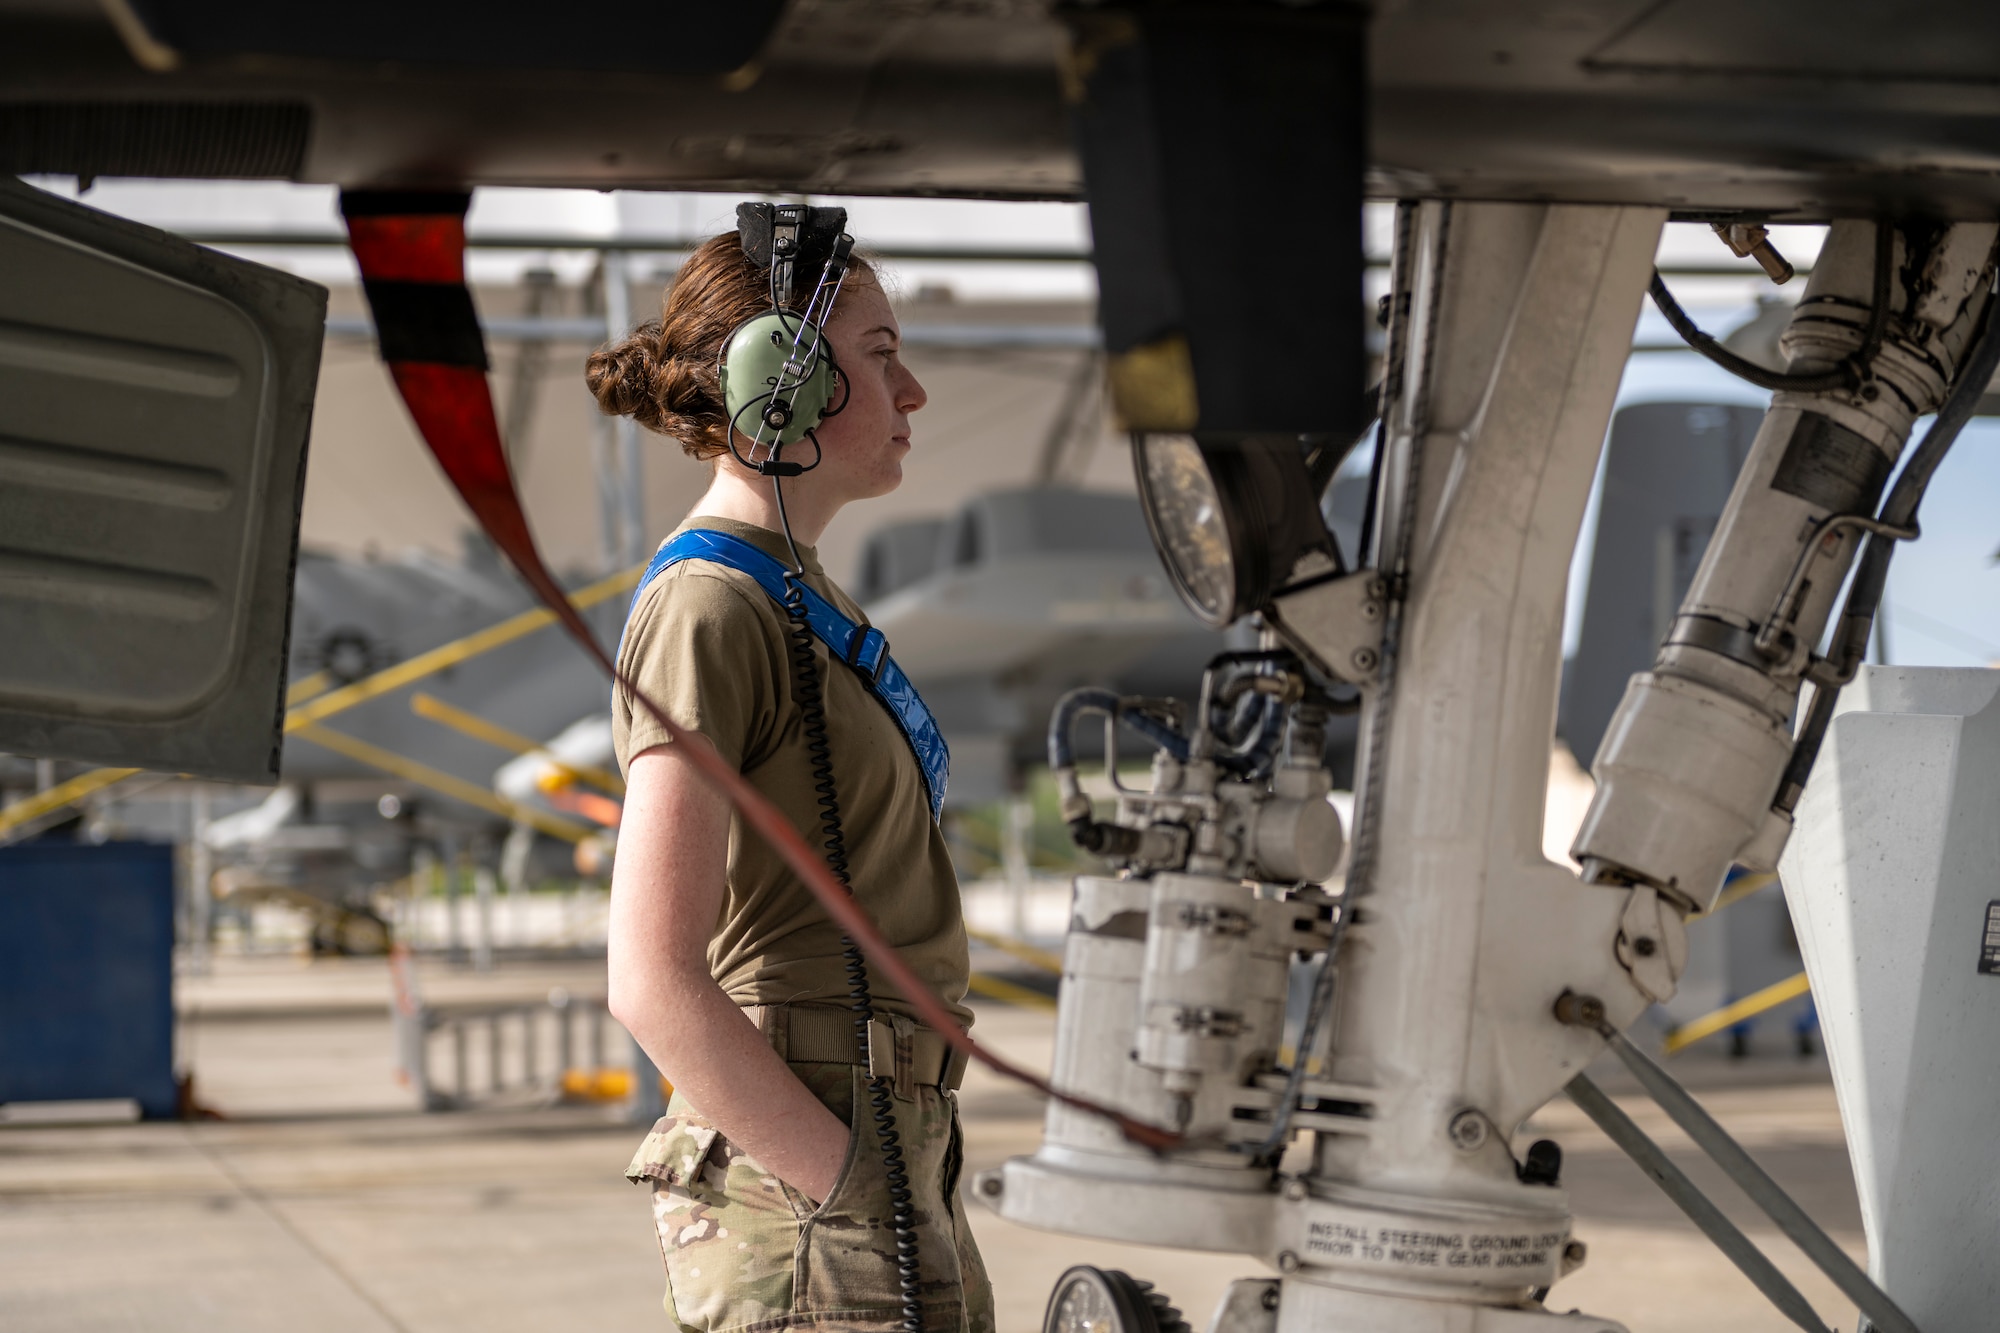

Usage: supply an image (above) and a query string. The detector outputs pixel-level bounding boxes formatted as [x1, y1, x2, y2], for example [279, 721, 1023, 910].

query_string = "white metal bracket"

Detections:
[1613, 885, 1688, 1004]
[1267, 570, 1387, 686]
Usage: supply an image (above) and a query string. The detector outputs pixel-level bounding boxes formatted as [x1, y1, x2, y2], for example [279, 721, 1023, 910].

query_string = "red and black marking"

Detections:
[339, 189, 552, 613]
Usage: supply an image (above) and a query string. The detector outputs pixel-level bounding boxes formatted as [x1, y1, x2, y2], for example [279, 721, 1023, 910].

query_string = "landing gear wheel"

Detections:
[1042, 1265, 1192, 1333]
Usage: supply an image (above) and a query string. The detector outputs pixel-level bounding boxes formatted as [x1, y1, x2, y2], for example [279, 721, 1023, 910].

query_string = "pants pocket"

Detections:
[796, 1069, 967, 1326]
[641, 1104, 801, 1333]
[791, 1095, 867, 1223]
[941, 1096, 966, 1205]
[628, 1108, 721, 1189]
[943, 1098, 996, 1333]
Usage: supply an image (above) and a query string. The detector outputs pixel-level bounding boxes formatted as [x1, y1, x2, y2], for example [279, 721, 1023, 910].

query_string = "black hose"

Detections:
[1208, 686, 1288, 778]
[780, 575, 924, 1333]
[1774, 282, 2000, 814]
[1649, 221, 1893, 395]
[1202, 648, 1296, 674]
[1046, 687, 1189, 771]
[1211, 687, 1276, 746]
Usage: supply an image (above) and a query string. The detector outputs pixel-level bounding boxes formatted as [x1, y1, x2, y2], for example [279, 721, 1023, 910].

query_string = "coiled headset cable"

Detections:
[768, 411, 927, 1333]
[728, 205, 926, 1330]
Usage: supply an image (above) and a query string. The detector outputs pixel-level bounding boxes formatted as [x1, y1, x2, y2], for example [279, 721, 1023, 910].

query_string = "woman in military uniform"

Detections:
[590, 226, 993, 1333]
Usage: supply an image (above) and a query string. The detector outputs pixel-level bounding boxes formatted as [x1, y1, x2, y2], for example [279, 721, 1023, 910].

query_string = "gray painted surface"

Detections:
[0, 178, 325, 782]
[11, 3, 2000, 214]
[1561, 401, 1763, 771]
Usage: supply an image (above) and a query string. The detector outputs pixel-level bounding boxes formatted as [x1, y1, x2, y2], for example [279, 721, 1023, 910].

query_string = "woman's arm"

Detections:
[607, 738, 851, 1204]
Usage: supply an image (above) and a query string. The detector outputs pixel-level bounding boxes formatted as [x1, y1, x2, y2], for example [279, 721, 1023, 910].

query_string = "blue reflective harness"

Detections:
[619, 529, 950, 820]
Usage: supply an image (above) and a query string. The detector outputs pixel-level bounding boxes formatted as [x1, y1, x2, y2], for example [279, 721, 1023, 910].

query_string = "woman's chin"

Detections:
[869, 460, 905, 497]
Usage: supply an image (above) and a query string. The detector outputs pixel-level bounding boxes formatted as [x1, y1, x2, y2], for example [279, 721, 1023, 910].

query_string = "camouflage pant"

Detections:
[627, 1060, 994, 1333]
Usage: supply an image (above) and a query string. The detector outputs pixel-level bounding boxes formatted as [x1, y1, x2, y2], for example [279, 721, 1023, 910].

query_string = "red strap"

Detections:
[337, 190, 1178, 1152]
[347, 215, 468, 284]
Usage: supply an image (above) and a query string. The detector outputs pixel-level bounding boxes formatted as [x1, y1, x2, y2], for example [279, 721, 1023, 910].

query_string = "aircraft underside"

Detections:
[1, 3, 1995, 1330]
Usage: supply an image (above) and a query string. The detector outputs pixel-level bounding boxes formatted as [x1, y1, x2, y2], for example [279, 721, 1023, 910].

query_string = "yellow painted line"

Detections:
[0, 564, 646, 838]
[289, 721, 592, 844]
[966, 972, 1058, 1012]
[1664, 971, 1812, 1055]
[410, 692, 625, 796]
[284, 561, 643, 732]
[966, 927, 1065, 975]
[0, 564, 640, 836]
[1710, 871, 1778, 915]
[285, 670, 336, 707]
[0, 766, 142, 837]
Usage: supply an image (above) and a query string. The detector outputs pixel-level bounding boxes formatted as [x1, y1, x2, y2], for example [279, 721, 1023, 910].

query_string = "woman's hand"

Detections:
[609, 738, 855, 1205]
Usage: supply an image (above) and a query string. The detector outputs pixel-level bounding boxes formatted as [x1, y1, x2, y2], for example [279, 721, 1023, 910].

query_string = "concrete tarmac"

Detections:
[0, 956, 1865, 1332]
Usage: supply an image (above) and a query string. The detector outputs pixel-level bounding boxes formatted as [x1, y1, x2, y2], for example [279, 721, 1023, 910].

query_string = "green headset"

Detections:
[720, 203, 856, 479]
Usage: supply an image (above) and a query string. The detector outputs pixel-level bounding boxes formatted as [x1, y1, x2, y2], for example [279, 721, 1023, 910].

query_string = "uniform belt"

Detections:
[745, 1004, 967, 1099]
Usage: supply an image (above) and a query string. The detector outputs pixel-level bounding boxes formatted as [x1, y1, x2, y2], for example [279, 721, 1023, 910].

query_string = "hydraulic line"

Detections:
[1199, 652, 1328, 778]
[1046, 687, 1190, 769]
[1776, 281, 2000, 813]
[1047, 687, 1191, 858]
[1648, 220, 1893, 395]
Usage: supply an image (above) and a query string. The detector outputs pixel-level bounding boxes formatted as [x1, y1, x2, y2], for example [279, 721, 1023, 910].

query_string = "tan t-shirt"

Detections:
[612, 515, 972, 1029]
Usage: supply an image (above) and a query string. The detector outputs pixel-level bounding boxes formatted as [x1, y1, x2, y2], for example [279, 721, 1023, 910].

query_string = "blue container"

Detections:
[0, 842, 179, 1118]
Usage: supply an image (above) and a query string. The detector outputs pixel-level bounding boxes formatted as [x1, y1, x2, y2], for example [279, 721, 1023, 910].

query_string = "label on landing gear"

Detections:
[1302, 1222, 1564, 1273]
[1978, 900, 2000, 976]
[1770, 413, 1892, 514]
[1283, 1195, 1567, 1289]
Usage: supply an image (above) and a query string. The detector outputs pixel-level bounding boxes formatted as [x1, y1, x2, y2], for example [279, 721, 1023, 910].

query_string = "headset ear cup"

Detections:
[720, 310, 837, 449]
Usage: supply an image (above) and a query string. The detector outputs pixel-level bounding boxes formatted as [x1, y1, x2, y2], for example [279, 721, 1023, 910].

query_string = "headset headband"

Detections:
[736, 203, 849, 305]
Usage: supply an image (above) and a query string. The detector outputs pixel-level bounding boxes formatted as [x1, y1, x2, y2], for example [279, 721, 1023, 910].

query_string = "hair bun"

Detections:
[585, 321, 668, 431]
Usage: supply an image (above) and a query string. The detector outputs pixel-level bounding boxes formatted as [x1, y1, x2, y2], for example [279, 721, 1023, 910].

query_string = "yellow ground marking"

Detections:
[285, 670, 336, 706]
[410, 692, 625, 795]
[966, 927, 1065, 975]
[283, 561, 643, 732]
[560, 1068, 670, 1102]
[1664, 970, 1812, 1055]
[1709, 871, 1778, 915]
[966, 971, 1059, 1011]
[289, 721, 591, 844]
[0, 562, 645, 838]
[0, 766, 143, 838]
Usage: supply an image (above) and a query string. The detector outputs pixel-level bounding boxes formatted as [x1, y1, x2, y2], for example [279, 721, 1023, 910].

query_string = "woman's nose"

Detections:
[897, 362, 928, 414]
